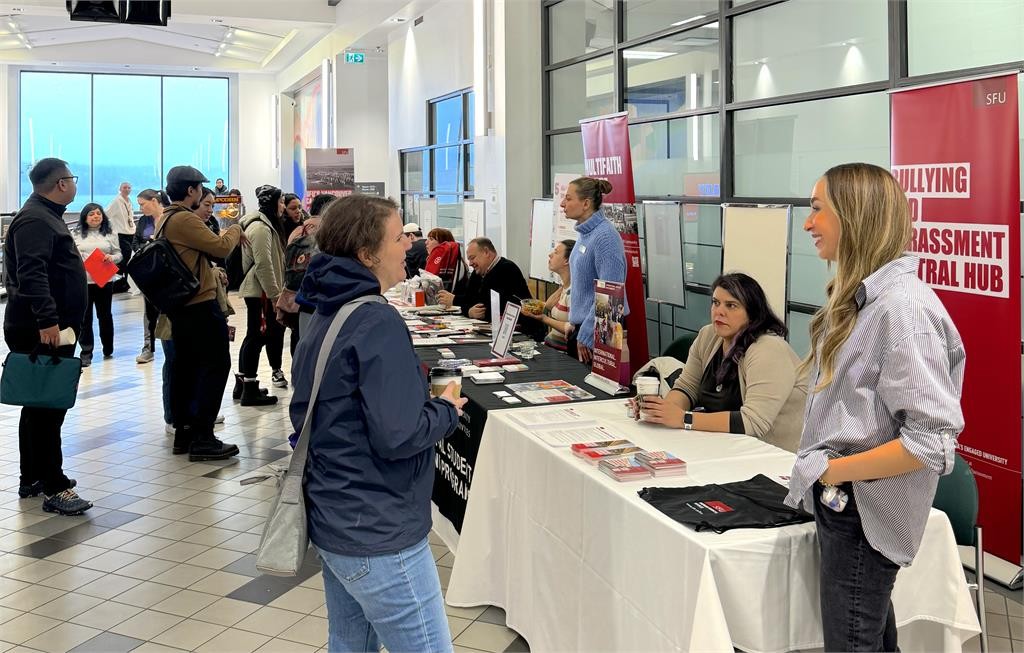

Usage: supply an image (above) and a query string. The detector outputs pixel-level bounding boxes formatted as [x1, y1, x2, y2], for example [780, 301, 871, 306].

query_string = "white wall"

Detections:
[387, 0, 475, 197]
[337, 54, 390, 192]
[235, 74, 281, 209]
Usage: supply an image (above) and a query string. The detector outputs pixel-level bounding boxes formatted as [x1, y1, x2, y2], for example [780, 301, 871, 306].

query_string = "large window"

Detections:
[19, 72, 229, 212]
[399, 89, 474, 238]
[542, 0, 1024, 357]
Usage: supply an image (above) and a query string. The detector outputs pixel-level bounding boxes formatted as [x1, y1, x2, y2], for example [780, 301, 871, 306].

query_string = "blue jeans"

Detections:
[161, 339, 174, 425]
[814, 482, 901, 652]
[315, 537, 453, 653]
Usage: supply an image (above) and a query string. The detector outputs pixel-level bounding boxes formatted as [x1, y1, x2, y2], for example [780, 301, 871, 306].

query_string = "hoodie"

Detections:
[291, 253, 459, 556]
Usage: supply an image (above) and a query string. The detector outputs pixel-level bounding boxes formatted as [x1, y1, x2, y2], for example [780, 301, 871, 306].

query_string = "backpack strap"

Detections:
[154, 207, 205, 278]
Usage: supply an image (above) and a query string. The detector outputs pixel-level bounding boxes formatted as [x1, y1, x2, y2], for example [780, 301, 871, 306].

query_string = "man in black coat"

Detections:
[403, 222, 427, 278]
[3, 158, 91, 515]
[437, 237, 545, 339]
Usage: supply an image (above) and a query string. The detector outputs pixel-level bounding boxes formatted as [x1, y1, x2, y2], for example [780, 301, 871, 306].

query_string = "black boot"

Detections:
[240, 380, 278, 406]
[172, 425, 195, 455]
[189, 433, 240, 461]
[234, 373, 269, 401]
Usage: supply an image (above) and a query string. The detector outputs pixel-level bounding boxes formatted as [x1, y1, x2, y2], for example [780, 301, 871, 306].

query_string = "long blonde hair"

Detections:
[803, 163, 911, 391]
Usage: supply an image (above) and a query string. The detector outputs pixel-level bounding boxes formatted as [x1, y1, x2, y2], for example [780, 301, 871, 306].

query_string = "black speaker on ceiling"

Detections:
[66, 0, 122, 23]
[122, 0, 171, 26]
[66, 0, 171, 26]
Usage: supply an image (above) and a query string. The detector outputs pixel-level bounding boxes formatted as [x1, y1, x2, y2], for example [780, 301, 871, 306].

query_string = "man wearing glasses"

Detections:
[3, 158, 92, 515]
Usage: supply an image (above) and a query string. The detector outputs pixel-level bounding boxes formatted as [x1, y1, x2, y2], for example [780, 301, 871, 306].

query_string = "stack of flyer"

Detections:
[635, 450, 687, 477]
[597, 457, 652, 482]
[571, 440, 645, 465]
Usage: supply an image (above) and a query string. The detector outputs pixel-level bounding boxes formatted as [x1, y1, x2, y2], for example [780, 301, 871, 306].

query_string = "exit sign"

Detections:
[344, 52, 365, 64]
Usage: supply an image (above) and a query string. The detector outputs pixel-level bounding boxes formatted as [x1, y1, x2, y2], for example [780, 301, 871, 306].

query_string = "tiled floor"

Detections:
[0, 294, 528, 653]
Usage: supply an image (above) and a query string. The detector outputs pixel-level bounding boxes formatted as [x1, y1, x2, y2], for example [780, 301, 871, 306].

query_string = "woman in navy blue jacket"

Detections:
[290, 195, 466, 653]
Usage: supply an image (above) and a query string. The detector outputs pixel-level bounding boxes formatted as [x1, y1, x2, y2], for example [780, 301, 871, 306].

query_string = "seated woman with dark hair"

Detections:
[423, 227, 465, 289]
[637, 273, 807, 452]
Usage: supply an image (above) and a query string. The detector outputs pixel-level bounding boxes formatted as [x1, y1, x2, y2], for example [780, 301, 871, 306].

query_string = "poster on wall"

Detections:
[528, 199, 557, 283]
[304, 148, 355, 209]
[292, 78, 324, 201]
[419, 197, 438, 233]
[579, 112, 649, 374]
[591, 280, 627, 386]
[212, 195, 243, 231]
[891, 74, 1021, 566]
[552, 173, 581, 242]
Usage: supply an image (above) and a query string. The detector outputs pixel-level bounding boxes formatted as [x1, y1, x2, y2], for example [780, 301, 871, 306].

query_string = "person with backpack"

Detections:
[157, 166, 243, 461]
[235, 184, 287, 405]
[134, 188, 169, 364]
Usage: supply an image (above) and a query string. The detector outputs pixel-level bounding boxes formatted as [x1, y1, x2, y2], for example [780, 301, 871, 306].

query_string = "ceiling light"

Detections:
[622, 50, 674, 60]
[211, 18, 223, 23]
[671, 14, 705, 27]
[390, 17, 407, 23]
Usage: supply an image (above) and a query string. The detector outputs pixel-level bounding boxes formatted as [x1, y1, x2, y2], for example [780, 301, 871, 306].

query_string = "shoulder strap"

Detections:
[285, 294, 386, 491]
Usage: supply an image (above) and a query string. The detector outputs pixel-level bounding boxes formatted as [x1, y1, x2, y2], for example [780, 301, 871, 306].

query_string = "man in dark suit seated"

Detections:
[438, 238, 542, 336]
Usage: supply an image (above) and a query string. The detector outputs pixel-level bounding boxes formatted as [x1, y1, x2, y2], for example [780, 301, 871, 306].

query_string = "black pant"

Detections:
[167, 300, 230, 434]
[80, 283, 114, 357]
[4, 329, 74, 495]
[239, 296, 284, 377]
[143, 298, 159, 351]
[117, 234, 134, 272]
[282, 311, 300, 356]
[813, 482, 900, 652]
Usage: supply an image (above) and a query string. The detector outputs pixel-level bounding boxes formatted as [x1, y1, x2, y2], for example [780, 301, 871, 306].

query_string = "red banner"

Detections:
[891, 75, 1021, 563]
[580, 113, 650, 381]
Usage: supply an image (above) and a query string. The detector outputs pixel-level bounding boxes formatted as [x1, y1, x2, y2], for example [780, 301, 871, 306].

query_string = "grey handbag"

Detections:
[254, 294, 385, 576]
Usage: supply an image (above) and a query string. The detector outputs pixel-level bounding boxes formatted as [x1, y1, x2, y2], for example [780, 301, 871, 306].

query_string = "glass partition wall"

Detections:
[542, 0, 1024, 356]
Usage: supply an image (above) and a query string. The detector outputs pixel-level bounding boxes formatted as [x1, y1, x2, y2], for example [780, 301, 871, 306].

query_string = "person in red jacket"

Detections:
[423, 228, 465, 290]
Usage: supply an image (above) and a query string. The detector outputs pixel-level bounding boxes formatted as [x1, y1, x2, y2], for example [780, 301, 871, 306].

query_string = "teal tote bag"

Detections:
[1, 350, 82, 410]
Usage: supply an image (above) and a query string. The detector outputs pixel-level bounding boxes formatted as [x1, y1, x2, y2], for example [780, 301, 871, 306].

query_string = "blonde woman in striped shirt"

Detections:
[785, 163, 965, 652]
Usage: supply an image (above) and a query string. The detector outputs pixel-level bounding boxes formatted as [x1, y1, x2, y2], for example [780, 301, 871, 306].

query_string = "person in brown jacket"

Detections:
[159, 165, 244, 461]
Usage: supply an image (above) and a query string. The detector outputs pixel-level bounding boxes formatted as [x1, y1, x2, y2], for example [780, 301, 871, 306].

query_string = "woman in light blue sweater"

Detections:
[74, 203, 122, 367]
[561, 177, 626, 364]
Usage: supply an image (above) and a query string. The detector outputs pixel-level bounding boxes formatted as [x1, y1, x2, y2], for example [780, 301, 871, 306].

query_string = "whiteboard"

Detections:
[721, 205, 791, 320]
[529, 199, 557, 282]
[462, 199, 485, 245]
[642, 201, 686, 305]
[419, 197, 437, 233]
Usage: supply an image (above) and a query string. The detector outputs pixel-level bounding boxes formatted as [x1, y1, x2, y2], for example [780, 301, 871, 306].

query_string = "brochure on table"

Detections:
[586, 279, 630, 395]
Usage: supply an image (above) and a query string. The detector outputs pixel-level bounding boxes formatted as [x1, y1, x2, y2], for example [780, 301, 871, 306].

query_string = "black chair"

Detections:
[661, 332, 697, 362]
[932, 453, 988, 652]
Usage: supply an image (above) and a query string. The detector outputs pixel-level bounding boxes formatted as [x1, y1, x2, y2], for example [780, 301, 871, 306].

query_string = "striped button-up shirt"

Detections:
[785, 256, 965, 566]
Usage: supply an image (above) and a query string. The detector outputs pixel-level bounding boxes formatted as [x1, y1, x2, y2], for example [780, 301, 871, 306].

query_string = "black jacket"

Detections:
[454, 256, 535, 323]
[3, 194, 88, 335]
[405, 238, 428, 278]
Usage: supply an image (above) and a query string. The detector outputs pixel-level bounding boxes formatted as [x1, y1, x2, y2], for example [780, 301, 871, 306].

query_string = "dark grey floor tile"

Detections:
[222, 553, 260, 578]
[21, 516, 82, 537]
[11, 536, 78, 558]
[87, 510, 142, 529]
[226, 574, 300, 605]
[477, 605, 507, 626]
[51, 522, 111, 544]
[91, 493, 142, 510]
[504, 635, 530, 652]
[69, 631, 145, 653]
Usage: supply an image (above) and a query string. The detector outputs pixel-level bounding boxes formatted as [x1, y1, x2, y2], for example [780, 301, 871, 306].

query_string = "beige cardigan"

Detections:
[671, 324, 807, 453]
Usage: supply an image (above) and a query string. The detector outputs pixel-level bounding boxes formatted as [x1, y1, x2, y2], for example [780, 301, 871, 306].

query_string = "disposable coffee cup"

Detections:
[635, 376, 660, 420]
[429, 367, 462, 398]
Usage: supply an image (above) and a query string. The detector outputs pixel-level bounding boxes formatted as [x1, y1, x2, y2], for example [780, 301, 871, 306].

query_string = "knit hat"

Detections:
[255, 184, 282, 208]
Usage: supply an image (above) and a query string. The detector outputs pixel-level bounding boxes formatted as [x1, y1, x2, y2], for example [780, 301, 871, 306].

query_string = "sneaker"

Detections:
[136, 347, 154, 364]
[19, 478, 76, 498]
[271, 369, 288, 388]
[42, 489, 92, 515]
[165, 423, 175, 436]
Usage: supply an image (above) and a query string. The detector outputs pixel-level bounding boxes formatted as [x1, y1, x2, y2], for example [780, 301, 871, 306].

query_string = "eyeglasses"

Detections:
[59, 176, 79, 184]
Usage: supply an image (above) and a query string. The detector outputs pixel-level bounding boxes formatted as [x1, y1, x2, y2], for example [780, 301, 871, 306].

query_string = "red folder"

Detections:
[84, 248, 119, 288]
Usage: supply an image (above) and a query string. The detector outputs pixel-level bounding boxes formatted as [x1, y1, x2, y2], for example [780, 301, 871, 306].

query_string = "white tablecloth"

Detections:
[443, 400, 981, 653]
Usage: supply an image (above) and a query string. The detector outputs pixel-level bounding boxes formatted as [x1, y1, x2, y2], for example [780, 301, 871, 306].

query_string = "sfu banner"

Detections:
[891, 74, 1021, 563]
[579, 112, 650, 383]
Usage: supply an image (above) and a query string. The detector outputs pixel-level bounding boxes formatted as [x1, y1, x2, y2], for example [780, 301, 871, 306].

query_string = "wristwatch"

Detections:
[683, 411, 694, 430]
